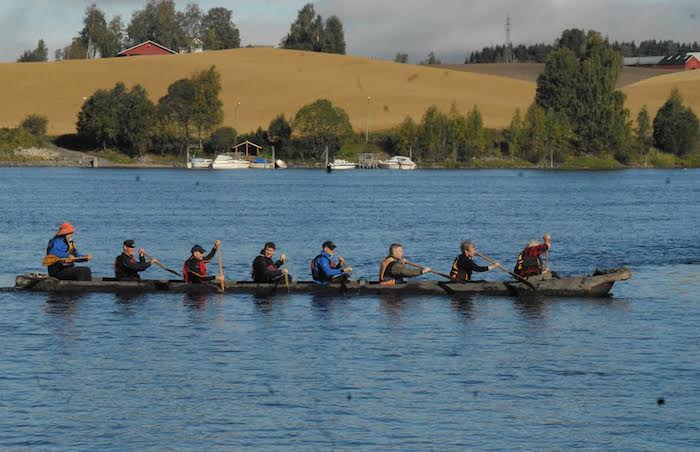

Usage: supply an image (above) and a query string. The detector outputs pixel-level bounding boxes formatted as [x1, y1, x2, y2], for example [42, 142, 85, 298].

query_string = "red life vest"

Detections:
[183, 258, 207, 284]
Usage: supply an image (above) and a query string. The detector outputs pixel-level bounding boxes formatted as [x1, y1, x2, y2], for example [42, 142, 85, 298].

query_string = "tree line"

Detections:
[467, 28, 700, 63]
[18, 1, 346, 62]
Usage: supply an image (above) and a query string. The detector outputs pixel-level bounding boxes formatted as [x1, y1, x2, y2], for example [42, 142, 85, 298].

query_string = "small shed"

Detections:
[117, 40, 178, 57]
[233, 140, 262, 156]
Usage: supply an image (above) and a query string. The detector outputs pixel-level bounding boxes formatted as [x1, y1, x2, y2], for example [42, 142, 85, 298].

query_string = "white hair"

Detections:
[527, 240, 540, 247]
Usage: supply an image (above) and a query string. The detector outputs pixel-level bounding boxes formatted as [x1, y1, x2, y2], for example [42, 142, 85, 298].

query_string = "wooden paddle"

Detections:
[42, 254, 91, 266]
[405, 260, 452, 280]
[142, 251, 181, 277]
[477, 252, 536, 290]
[217, 242, 225, 293]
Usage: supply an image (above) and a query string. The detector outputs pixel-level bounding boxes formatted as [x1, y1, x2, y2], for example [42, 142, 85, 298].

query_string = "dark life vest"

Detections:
[183, 256, 208, 284]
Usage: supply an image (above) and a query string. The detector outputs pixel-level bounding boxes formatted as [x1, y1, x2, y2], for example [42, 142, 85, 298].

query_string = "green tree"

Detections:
[464, 106, 486, 159]
[635, 106, 652, 165]
[127, 0, 185, 51]
[100, 16, 125, 57]
[281, 3, 324, 52]
[17, 39, 48, 62]
[544, 109, 573, 166]
[418, 105, 450, 161]
[180, 3, 203, 52]
[206, 126, 237, 153]
[268, 114, 292, 146]
[292, 99, 352, 138]
[158, 78, 198, 155]
[557, 28, 587, 58]
[653, 89, 700, 157]
[504, 109, 523, 158]
[418, 51, 441, 65]
[20, 114, 49, 139]
[322, 15, 345, 54]
[397, 115, 420, 155]
[118, 85, 156, 156]
[77, 84, 123, 149]
[535, 48, 579, 115]
[394, 52, 408, 63]
[80, 4, 108, 58]
[201, 7, 240, 50]
[521, 103, 548, 163]
[190, 66, 224, 145]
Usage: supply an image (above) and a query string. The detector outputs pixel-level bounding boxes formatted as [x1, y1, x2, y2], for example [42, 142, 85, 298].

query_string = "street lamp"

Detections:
[365, 96, 372, 143]
[234, 101, 241, 146]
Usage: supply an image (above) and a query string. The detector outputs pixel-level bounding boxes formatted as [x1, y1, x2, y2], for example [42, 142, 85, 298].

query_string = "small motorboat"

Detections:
[378, 156, 417, 170]
[187, 157, 212, 169]
[327, 159, 357, 170]
[250, 158, 274, 169]
[210, 154, 251, 169]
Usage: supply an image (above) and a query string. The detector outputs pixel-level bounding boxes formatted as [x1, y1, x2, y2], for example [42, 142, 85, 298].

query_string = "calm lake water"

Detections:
[0, 167, 698, 449]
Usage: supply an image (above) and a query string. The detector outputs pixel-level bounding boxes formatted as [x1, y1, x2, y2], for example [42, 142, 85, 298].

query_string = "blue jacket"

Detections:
[46, 236, 86, 260]
[315, 251, 343, 279]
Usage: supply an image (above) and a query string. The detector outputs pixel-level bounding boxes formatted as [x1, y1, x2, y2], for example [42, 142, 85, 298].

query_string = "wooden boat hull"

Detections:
[14, 268, 631, 297]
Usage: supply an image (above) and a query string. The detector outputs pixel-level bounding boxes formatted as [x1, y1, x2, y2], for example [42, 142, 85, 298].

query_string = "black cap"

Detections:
[123, 240, 135, 248]
[191, 244, 206, 254]
[263, 242, 276, 250]
[322, 241, 336, 250]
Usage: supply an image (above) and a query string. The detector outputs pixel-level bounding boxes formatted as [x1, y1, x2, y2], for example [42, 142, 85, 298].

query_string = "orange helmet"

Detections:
[55, 222, 76, 237]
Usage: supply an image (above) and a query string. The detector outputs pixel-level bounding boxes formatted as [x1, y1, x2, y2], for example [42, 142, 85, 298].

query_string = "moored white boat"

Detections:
[211, 154, 251, 169]
[328, 159, 357, 170]
[378, 156, 417, 170]
[275, 159, 288, 169]
[187, 157, 212, 169]
[249, 158, 274, 169]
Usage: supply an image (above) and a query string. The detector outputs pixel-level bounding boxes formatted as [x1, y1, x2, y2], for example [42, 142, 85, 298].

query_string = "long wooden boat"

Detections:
[14, 268, 631, 297]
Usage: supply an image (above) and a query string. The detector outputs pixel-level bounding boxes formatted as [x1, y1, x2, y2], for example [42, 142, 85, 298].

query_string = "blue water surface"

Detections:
[0, 168, 698, 449]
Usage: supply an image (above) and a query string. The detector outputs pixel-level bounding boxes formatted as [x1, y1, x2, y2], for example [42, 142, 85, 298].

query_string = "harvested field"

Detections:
[0, 48, 536, 135]
[623, 69, 700, 119]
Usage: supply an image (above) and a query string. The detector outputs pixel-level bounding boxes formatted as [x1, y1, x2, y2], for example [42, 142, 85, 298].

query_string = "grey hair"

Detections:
[460, 240, 475, 252]
[527, 240, 540, 247]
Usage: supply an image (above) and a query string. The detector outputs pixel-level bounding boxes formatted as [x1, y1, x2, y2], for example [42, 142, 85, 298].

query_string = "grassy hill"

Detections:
[0, 48, 536, 136]
[623, 69, 700, 120]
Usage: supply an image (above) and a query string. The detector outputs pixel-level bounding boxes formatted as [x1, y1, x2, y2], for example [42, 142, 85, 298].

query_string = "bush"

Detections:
[0, 127, 43, 152]
[20, 114, 49, 139]
[653, 89, 700, 157]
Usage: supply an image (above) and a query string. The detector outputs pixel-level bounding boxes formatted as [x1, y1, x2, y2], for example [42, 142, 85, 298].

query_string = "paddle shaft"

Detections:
[142, 252, 181, 277]
[217, 244, 224, 293]
[405, 260, 452, 280]
[476, 252, 536, 290]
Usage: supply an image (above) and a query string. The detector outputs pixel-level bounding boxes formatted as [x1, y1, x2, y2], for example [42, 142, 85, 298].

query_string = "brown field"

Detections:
[436, 63, 681, 88]
[623, 69, 700, 119]
[0, 48, 536, 135]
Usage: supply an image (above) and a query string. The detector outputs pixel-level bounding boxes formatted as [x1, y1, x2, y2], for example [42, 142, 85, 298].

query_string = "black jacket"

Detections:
[184, 248, 217, 284]
[450, 254, 489, 281]
[252, 255, 284, 283]
[115, 253, 151, 280]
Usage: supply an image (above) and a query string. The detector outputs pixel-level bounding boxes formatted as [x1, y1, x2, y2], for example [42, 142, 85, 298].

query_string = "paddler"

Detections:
[114, 240, 157, 281]
[379, 243, 431, 285]
[252, 242, 291, 283]
[183, 240, 223, 284]
[311, 241, 352, 284]
[450, 240, 498, 282]
[43, 222, 92, 281]
[514, 234, 553, 278]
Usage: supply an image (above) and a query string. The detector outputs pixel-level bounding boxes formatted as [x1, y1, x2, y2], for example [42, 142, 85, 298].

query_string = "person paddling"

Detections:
[252, 242, 291, 284]
[514, 234, 553, 278]
[44, 222, 92, 281]
[450, 240, 499, 282]
[311, 241, 352, 284]
[114, 240, 156, 281]
[379, 243, 431, 285]
[183, 241, 223, 285]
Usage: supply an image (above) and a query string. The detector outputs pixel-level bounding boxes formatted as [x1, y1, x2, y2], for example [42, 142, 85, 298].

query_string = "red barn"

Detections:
[117, 40, 178, 57]
[656, 52, 700, 70]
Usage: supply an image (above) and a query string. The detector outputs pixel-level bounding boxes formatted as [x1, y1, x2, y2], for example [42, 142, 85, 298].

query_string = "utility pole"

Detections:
[505, 13, 513, 64]
[365, 96, 372, 143]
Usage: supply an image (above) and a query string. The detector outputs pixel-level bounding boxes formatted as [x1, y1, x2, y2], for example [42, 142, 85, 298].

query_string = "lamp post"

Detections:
[365, 96, 372, 143]
[234, 101, 241, 143]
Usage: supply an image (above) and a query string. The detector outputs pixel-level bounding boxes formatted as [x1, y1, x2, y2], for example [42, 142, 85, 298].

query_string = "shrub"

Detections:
[20, 114, 49, 139]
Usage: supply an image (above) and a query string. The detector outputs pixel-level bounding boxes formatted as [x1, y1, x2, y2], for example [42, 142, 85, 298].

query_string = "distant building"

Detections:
[656, 53, 700, 70]
[117, 40, 178, 57]
[623, 53, 700, 70]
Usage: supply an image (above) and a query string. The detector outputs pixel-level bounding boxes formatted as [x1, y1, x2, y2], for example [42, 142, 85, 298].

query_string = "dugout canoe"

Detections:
[14, 268, 631, 297]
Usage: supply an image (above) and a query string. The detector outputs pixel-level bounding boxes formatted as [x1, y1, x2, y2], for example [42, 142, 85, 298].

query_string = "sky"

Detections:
[1, 0, 698, 63]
